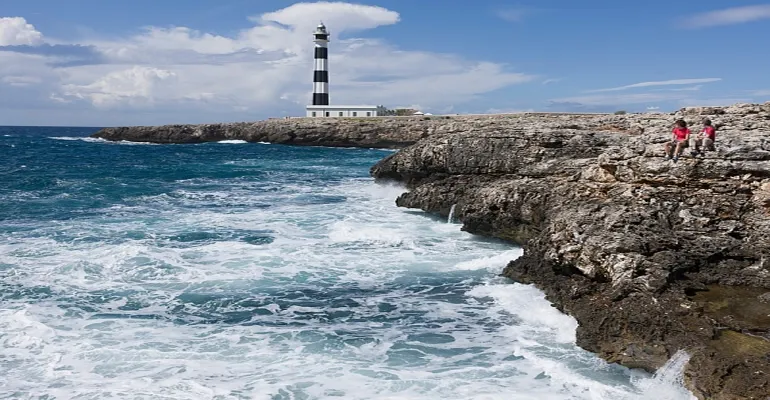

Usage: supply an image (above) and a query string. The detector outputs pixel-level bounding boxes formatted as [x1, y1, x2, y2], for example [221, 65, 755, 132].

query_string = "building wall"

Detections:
[306, 107, 381, 117]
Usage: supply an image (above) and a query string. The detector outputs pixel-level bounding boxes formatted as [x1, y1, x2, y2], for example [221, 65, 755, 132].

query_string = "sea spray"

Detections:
[447, 203, 457, 224]
[634, 350, 696, 399]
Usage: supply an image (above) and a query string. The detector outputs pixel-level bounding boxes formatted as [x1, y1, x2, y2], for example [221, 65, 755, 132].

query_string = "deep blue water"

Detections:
[0, 127, 693, 399]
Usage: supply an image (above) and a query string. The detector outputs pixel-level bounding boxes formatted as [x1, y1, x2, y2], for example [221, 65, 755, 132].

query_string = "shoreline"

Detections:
[91, 102, 770, 399]
[370, 102, 770, 400]
[89, 112, 642, 148]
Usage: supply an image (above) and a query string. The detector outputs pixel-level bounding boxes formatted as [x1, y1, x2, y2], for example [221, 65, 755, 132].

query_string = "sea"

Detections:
[0, 126, 696, 400]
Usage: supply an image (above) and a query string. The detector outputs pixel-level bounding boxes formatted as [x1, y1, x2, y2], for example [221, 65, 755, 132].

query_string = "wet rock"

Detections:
[371, 103, 770, 399]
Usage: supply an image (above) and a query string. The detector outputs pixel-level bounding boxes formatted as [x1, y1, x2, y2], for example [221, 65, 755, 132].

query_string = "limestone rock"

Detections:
[371, 103, 770, 400]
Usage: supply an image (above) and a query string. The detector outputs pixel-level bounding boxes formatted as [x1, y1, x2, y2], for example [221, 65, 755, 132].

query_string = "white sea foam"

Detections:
[49, 136, 107, 142]
[47, 136, 158, 145]
[216, 140, 248, 144]
[0, 174, 695, 399]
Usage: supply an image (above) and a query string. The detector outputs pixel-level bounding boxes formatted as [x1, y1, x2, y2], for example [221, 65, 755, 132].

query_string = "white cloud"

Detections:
[542, 78, 561, 85]
[0, 17, 43, 46]
[666, 85, 703, 92]
[62, 66, 177, 107]
[0, 2, 535, 123]
[588, 78, 721, 93]
[683, 5, 770, 28]
[751, 89, 770, 97]
[646, 106, 660, 111]
[131, 27, 243, 55]
[258, 2, 400, 33]
[0, 51, 57, 89]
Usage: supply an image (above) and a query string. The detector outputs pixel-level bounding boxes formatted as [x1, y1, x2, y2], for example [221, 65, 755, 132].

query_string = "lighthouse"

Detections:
[311, 23, 330, 106]
[305, 23, 385, 118]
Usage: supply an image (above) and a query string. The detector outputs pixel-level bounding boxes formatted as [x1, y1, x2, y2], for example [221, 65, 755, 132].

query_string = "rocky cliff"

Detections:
[371, 102, 770, 400]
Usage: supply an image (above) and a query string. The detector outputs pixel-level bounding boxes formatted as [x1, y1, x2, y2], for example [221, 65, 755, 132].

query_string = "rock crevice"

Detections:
[370, 103, 770, 400]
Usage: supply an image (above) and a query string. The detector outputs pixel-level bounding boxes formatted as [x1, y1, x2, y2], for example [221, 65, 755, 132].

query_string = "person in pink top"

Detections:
[689, 119, 717, 157]
[664, 119, 691, 162]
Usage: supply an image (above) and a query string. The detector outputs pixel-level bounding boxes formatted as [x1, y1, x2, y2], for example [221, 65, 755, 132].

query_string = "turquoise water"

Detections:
[0, 127, 694, 399]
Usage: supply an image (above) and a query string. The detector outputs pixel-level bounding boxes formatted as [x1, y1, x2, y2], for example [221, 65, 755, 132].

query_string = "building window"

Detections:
[352, 112, 357, 117]
[312, 112, 316, 117]
[325, 112, 330, 117]
[366, 112, 371, 116]
[339, 112, 343, 117]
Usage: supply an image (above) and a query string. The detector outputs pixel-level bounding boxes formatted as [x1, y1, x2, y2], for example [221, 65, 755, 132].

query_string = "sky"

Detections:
[1, 0, 769, 126]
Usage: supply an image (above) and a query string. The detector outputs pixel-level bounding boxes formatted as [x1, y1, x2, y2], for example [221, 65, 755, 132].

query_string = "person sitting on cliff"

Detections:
[664, 119, 691, 162]
[689, 119, 717, 157]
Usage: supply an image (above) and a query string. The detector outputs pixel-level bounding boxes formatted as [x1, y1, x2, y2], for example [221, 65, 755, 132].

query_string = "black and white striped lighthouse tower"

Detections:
[312, 23, 330, 106]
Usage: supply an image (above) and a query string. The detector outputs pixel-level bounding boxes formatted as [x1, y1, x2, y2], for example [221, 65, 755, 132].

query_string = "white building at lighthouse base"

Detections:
[305, 105, 387, 118]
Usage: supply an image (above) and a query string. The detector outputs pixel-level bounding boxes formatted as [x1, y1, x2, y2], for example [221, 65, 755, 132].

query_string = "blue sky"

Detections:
[1, 0, 769, 126]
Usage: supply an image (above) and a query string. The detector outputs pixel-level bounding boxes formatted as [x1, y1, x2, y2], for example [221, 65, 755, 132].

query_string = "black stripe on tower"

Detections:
[314, 47, 328, 59]
[313, 93, 329, 106]
[313, 71, 328, 83]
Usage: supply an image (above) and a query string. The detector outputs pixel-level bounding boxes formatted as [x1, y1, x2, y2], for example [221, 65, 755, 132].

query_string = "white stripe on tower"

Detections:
[312, 22, 330, 106]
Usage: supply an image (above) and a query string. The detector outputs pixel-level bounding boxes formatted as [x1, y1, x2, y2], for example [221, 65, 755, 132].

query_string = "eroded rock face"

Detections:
[371, 103, 770, 400]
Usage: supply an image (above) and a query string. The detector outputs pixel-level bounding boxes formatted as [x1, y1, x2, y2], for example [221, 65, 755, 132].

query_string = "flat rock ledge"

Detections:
[370, 102, 770, 400]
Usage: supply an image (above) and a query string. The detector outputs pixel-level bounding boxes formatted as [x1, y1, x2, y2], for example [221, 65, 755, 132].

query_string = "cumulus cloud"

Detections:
[0, 17, 43, 46]
[683, 5, 770, 28]
[587, 78, 722, 93]
[0, 2, 536, 124]
[258, 2, 400, 33]
[62, 66, 178, 107]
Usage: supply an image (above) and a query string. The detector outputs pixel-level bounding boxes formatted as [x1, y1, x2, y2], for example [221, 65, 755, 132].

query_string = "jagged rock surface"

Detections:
[371, 102, 770, 400]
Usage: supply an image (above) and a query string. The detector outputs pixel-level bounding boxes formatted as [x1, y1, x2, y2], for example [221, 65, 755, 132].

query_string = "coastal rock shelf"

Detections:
[371, 102, 770, 400]
[92, 116, 479, 148]
[92, 113, 651, 148]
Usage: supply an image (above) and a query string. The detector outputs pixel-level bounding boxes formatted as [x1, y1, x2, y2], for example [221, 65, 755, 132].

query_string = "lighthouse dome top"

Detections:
[315, 23, 327, 32]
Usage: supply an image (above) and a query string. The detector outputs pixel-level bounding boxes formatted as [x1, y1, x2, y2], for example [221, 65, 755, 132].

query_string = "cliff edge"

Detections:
[370, 102, 770, 400]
